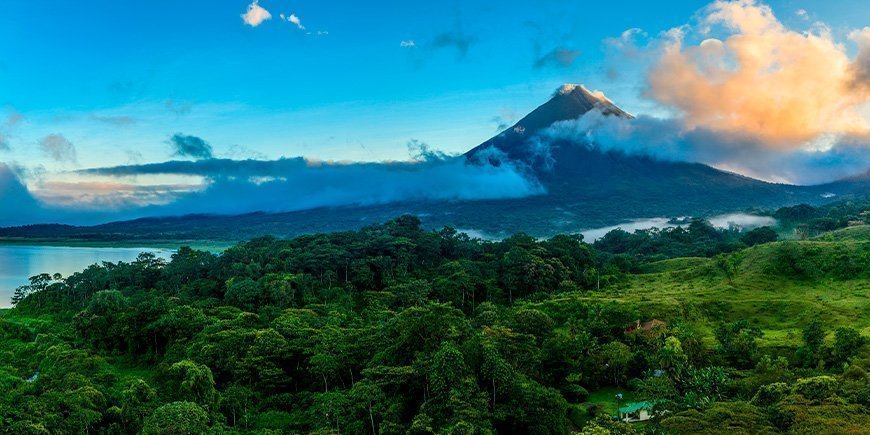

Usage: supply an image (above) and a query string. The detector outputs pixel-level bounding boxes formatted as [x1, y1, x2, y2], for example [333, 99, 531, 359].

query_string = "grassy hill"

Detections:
[549, 240, 869, 350]
[813, 225, 870, 242]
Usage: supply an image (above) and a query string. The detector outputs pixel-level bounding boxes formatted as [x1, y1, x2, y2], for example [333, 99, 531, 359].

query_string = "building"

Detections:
[617, 401, 656, 422]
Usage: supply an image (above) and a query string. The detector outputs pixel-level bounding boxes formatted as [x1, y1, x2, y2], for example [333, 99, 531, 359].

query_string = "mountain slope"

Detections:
[1, 85, 867, 241]
[466, 84, 631, 164]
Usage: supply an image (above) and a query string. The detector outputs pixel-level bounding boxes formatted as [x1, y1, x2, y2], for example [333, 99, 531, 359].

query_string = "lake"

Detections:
[0, 245, 174, 307]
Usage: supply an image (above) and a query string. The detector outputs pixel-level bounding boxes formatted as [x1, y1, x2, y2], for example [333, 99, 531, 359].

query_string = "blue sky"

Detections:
[2, 0, 865, 170]
[0, 0, 867, 224]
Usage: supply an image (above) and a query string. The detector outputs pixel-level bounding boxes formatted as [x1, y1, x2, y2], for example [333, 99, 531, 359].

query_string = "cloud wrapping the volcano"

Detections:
[539, 110, 869, 185]
[645, 0, 869, 147]
[575, 0, 869, 183]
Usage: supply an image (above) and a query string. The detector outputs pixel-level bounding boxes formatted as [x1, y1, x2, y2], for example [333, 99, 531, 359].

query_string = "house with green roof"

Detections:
[617, 401, 656, 422]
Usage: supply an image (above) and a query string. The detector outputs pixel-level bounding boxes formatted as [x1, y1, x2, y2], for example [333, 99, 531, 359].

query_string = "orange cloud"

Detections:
[646, 0, 870, 148]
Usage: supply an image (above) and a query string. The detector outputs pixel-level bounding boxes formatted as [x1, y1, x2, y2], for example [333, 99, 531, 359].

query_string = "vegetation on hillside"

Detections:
[1, 215, 868, 433]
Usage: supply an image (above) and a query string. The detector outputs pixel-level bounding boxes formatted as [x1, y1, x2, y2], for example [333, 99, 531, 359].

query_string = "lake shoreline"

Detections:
[0, 246, 177, 307]
[0, 237, 232, 251]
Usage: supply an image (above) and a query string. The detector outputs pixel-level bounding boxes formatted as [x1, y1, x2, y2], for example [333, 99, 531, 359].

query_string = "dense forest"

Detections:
[1, 201, 869, 434]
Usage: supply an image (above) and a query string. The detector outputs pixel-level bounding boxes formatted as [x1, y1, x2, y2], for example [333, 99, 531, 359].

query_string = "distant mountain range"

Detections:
[2, 85, 867, 242]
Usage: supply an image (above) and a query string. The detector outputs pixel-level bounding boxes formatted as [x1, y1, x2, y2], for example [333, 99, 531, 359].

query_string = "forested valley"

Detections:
[1, 201, 869, 434]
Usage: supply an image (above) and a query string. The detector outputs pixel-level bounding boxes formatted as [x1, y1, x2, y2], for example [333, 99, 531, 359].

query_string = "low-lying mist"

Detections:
[457, 213, 779, 242]
[0, 146, 546, 226]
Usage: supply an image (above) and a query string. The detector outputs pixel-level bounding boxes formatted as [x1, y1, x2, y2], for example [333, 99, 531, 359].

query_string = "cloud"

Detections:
[61, 143, 544, 218]
[0, 164, 47, 225]
[169, 133, 214, 160]
[0, 109, 23, 151]
[795, 9, 808, 20]
[38, 134, 77, 163]
[537, 109, 870, 185]
[849, 27, 870, 93]
[164, 99, 192, 115]
[533, 47, 581, 69]
[5, 110, 22, 127]
[400, 40, 416, 48]
[432, 31, 477, 59]
[242, 0, 272, 27]
[645, 0, 870, 148]
[90, 114, 136, 126]
[125, 149, 144, 164]
[490, 107, 519, 131]
[279, 13, 304, 30]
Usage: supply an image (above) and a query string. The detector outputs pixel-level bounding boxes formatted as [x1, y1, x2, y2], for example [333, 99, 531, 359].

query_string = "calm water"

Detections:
[0, 245, 173, 307]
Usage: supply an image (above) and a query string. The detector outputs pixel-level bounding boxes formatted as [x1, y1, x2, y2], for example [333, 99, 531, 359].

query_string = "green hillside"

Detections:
[0, 218, 867, 433]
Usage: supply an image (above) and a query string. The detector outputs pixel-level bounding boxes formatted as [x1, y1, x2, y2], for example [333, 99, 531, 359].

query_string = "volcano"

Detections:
[466, 84, 632, 164]
[2, 85, 867, 241]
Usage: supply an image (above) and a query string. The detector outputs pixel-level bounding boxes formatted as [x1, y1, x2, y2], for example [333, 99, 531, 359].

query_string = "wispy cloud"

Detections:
[164, 99, 192, 116]
[169, 133, 213, 160]
[279, 13, 305, 30]
[38, 134, 77, 163]
[0, 109, 23, 151]
[432, 31, 477, 59]
[400, 40, 416, 48]
[533, 47, 581, 69]
[241, 0, 272, 27]
[90, 114, 136, 126]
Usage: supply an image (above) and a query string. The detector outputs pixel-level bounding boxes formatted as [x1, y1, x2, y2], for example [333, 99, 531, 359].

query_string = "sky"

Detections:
[0, 0, 868, 224]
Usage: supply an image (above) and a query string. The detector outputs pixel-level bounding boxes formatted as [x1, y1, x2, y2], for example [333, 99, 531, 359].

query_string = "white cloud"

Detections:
[400, 40, 416, 47]
[280, 13, 305, 30]
[288, 14, 304, 30]
[796, 9, 808, 20]
[241, 0, 272, 27]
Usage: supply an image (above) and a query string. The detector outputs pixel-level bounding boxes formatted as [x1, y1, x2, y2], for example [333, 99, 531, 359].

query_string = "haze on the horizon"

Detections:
[0, 0, 868, 225]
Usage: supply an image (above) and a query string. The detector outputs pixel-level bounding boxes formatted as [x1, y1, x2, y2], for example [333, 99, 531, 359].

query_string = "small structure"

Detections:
[618, 401, 655, 422]
[624, 319, 667, 335]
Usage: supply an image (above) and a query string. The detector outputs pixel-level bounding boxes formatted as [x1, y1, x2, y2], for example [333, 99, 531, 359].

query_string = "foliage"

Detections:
[0, 215, 867, 433]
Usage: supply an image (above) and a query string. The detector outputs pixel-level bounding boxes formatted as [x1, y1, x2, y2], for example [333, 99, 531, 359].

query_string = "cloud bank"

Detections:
[646, 0, 869, 147]
[584, 0, 870, 184]
[539, 110, 869, 185]
[0, 164, 47, 225]
[0, 145, 544, 225]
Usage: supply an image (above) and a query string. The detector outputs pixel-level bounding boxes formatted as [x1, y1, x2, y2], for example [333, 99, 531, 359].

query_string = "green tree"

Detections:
[121, 379, 157, 432]
[741, 226, 778, 246]
[161, 360, 218, 411]
[832, 327, 866, 365]
[142, 401, 209, 434]
[715, 320, 763, 369]
[597, 341, 632, 386]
